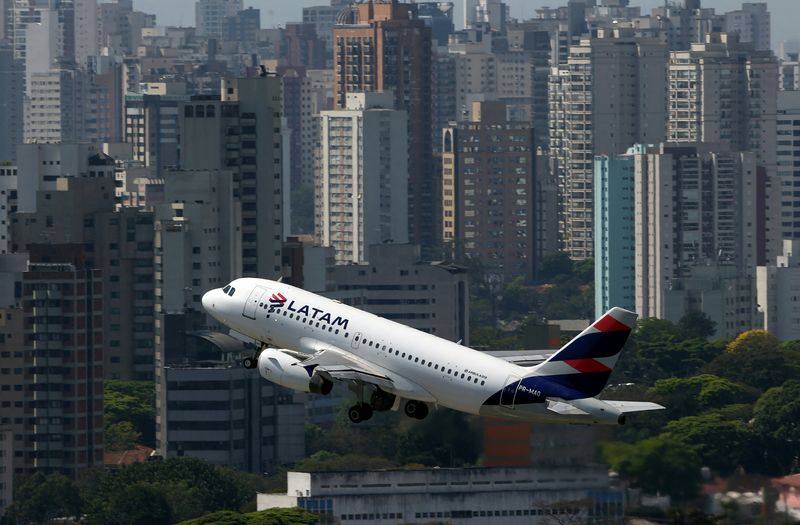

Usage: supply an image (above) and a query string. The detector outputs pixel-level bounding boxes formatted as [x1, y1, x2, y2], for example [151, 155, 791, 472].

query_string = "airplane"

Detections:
[202, 278, 664, 425]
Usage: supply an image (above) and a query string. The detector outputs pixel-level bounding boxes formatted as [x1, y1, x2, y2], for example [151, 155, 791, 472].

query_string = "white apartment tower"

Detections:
[668, 32, 778, 258]
[632, 143, 760, 338]
[24, 66, 92, 144]
[549, 29, 667, 260]
[757, 240, 800, 341]
[317, 92, 408, 265]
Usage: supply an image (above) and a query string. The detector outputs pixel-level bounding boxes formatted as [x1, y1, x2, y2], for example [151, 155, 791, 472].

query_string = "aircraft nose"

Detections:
[201, 289, 217, 313]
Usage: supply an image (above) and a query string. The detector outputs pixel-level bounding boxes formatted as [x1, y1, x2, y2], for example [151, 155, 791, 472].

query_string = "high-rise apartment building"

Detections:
[0, 166, 16, 256]
[11, 173, 157, 381]
[724, 2, 770, 51]
[776, 91, 800, 243]
[223, 7, 260, 45]
[333, 1, 436, 251]
[21, 247, 104, 478]
[179, 76, 284, 277]
[125, 82, 189, 177]
[195, 0, 242, 39]
[757, 240, 800, 341]
[303, 1, 349, 56]
[0, 44, 23, 163]
[549, 29, 667, 260]
[24, 65, 93, 145]
[594, 150, 637, 317]
[597, 143, 761, 337]
[780, 54, 800, 91]
[442, 101, 537, 283]
[668, 32, 777, 259]
[317, 91, 408, 265]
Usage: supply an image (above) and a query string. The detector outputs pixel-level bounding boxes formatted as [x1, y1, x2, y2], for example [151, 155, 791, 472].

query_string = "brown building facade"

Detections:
[333, 0, 436, 251]
[442, 101, 537, 283]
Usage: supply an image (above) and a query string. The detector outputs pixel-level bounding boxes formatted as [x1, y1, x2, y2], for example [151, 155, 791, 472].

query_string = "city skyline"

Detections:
[133, 0, 798, 49]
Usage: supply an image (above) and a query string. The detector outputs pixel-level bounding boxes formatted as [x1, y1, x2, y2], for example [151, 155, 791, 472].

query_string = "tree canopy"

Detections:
[2, 472, 82, 525]
[104, 380, 156, 448]
[600, 435, 702, 501]
[177, 508, 318, 525]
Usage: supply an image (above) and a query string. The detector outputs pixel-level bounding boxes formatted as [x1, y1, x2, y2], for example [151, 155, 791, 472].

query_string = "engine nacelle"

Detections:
[258, 349, 332, 395]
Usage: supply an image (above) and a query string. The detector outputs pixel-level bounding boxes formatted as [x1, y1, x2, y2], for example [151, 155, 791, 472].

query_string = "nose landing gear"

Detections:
[242, 356, 258, 369]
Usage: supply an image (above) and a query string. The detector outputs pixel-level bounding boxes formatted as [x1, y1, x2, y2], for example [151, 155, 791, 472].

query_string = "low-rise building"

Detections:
[757, 240, 800, 340]
[258, 466, 625, 524]
[157, 332, 305, 474]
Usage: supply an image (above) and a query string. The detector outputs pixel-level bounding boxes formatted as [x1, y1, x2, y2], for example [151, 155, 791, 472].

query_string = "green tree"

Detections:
[177, 508, 318, 525]
[702, 344, 800, 391]
[752, 380, 800, 474]
[99, 484, 172, 525]
[664, 410, 761, 475]
[83, 457, 253, 524]
[3, 472, 82, 525]
[601, 435, 702, 501]
[293, 451, 395, 472]
[648, 375, 758, 419]
[753, 380, 800, 443]
[677, 311, 717, 340]
[105, 421, 143, 452]
[538, 252, 573, 281]
[104, 380, 156, 448]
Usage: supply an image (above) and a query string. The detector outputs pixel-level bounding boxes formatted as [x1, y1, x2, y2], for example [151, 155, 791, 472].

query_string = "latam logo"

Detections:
[269, 293, 287, 307]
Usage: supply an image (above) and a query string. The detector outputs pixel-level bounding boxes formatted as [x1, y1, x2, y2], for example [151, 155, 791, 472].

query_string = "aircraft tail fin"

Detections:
[526, 307, 637, 400]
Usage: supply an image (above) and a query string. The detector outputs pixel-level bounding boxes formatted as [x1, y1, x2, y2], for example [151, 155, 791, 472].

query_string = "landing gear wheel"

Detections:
[347, 403, 373, 424]
[404, 400, 429, 420]
[242, 356, 258, 369]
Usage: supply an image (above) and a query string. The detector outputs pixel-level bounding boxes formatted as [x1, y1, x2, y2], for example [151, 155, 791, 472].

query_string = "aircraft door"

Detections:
[500, 375, 522, 409]
[242, 285, 270, 320]
[351, 332, 362, 350]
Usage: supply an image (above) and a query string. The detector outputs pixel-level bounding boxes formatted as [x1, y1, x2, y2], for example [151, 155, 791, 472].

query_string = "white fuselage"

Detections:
[202, 278, 607, 423]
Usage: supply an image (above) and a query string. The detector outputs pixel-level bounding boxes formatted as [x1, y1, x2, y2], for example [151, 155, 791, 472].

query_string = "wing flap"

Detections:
[603, 401, 665, 413]
[546, 400, 589, 416]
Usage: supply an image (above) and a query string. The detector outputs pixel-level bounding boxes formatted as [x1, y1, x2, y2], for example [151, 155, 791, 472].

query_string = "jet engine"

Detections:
[258, 348, 332, 395]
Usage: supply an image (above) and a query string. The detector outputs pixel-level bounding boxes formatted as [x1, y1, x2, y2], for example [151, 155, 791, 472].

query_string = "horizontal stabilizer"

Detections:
[546, 400, 589, 416]
[603, 401, 665, 413]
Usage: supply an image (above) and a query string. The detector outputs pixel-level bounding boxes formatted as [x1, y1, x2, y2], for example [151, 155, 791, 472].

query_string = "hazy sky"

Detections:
[130, 0, 797, 50]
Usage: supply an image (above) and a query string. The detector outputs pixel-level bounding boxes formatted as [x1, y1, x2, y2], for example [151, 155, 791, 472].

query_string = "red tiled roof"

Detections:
[104, 445, 156, 466]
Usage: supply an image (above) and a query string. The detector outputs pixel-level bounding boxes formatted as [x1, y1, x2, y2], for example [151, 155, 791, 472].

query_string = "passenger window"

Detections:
[355, 336, 360, 342]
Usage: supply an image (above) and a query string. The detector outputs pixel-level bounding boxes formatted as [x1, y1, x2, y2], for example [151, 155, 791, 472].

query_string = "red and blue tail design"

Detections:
[524, 307, 636, 400]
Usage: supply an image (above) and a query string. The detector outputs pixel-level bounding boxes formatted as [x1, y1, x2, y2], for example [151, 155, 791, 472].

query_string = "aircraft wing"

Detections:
[546, 400, 589, 416]
[603, 401, 665, 413]
[295, 345, 437, 402]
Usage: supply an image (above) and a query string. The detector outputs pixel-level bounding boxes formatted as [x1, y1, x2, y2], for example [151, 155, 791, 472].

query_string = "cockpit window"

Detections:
[222, 285, 231, 293]
[228, 287, 236, 296]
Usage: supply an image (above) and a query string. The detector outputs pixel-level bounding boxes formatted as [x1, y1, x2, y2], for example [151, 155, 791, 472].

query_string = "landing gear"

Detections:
[347, 403, 373, 424]
[370, 389, 396, 412]
[404, 400, 429, 420]
[242, 356, 258, 369]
